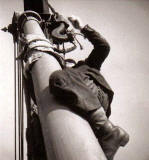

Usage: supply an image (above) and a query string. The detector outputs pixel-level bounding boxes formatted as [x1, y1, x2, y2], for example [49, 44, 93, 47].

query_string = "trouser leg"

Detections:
[49, 68, 100, 111]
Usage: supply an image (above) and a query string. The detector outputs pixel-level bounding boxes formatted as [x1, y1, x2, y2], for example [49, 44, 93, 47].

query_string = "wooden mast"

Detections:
[22, 0, 108, 159]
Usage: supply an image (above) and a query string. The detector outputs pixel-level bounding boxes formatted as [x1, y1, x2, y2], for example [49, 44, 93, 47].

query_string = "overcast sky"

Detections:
[0, 0, 149, 160]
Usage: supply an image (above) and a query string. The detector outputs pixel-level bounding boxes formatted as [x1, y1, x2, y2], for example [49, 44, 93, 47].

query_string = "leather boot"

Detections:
[98, 121, 129, 160]
[89, 108, 129, 160]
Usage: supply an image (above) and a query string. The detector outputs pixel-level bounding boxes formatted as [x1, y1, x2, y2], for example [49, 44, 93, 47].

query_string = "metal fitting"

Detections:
[18, 11, 42, 31]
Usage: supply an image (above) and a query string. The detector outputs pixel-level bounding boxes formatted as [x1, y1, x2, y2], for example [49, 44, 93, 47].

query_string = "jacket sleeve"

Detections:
[81, 25, 110, 70]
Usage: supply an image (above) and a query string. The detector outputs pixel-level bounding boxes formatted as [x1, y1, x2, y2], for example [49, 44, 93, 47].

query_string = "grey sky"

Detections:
[0, 0, 149, 160]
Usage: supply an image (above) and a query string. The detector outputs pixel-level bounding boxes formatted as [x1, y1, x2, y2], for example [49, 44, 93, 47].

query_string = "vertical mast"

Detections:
[4, 0, 108, 159]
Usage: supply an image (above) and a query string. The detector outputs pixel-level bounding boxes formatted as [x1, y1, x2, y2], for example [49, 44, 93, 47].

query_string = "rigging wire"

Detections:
[17, 43, 21, 160]
[14, 40, 17, 160]
[18, 42, 24, 160]
[14, 35, 24, 160]
[20, 60, 24, 160]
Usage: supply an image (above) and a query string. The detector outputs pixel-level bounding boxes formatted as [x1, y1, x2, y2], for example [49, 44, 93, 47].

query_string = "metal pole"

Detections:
[21, 13, 107, 160]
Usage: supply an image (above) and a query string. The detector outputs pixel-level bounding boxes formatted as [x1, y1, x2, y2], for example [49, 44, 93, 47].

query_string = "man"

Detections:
[49, 16, 129, 160]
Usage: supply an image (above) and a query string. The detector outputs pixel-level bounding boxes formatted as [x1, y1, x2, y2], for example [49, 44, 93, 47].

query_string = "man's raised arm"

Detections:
[68, 16, 110, 70]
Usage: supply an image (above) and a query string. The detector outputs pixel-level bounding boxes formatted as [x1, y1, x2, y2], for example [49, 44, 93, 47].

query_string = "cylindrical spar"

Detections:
[20, 11, 107, 160]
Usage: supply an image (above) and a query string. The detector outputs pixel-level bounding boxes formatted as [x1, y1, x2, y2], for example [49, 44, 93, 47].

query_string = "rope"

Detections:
[47, 1, 57, 14]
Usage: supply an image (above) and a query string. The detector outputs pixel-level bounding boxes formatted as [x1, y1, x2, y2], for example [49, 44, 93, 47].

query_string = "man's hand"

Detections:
[68, 15, 84, 30]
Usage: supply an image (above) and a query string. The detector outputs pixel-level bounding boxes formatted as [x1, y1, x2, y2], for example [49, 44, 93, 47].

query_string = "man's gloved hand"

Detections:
[68, 15, 84, 30]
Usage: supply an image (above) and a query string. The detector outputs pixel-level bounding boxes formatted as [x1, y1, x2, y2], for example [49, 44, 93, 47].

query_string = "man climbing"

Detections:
[49, 16, 129, 160]
[18, 9, 129, 159]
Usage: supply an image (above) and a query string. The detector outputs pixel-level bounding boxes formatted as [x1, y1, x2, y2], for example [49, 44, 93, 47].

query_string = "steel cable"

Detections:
[14, 38, 24, 160]
[14, 41, 17, 160]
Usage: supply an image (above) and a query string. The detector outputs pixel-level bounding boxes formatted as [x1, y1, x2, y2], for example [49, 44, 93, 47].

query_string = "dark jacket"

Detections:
[74, 25, 114, 117]
[28, 25, 114, 117]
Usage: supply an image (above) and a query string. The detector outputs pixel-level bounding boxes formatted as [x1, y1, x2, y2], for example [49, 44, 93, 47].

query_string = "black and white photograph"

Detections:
[0, 0, 149, 160]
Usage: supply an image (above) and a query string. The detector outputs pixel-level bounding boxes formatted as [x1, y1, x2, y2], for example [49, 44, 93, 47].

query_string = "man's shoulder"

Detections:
[74, 63, 114, 94]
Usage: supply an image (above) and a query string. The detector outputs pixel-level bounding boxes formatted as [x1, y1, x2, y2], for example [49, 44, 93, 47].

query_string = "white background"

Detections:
[0, 0, 149, 159]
